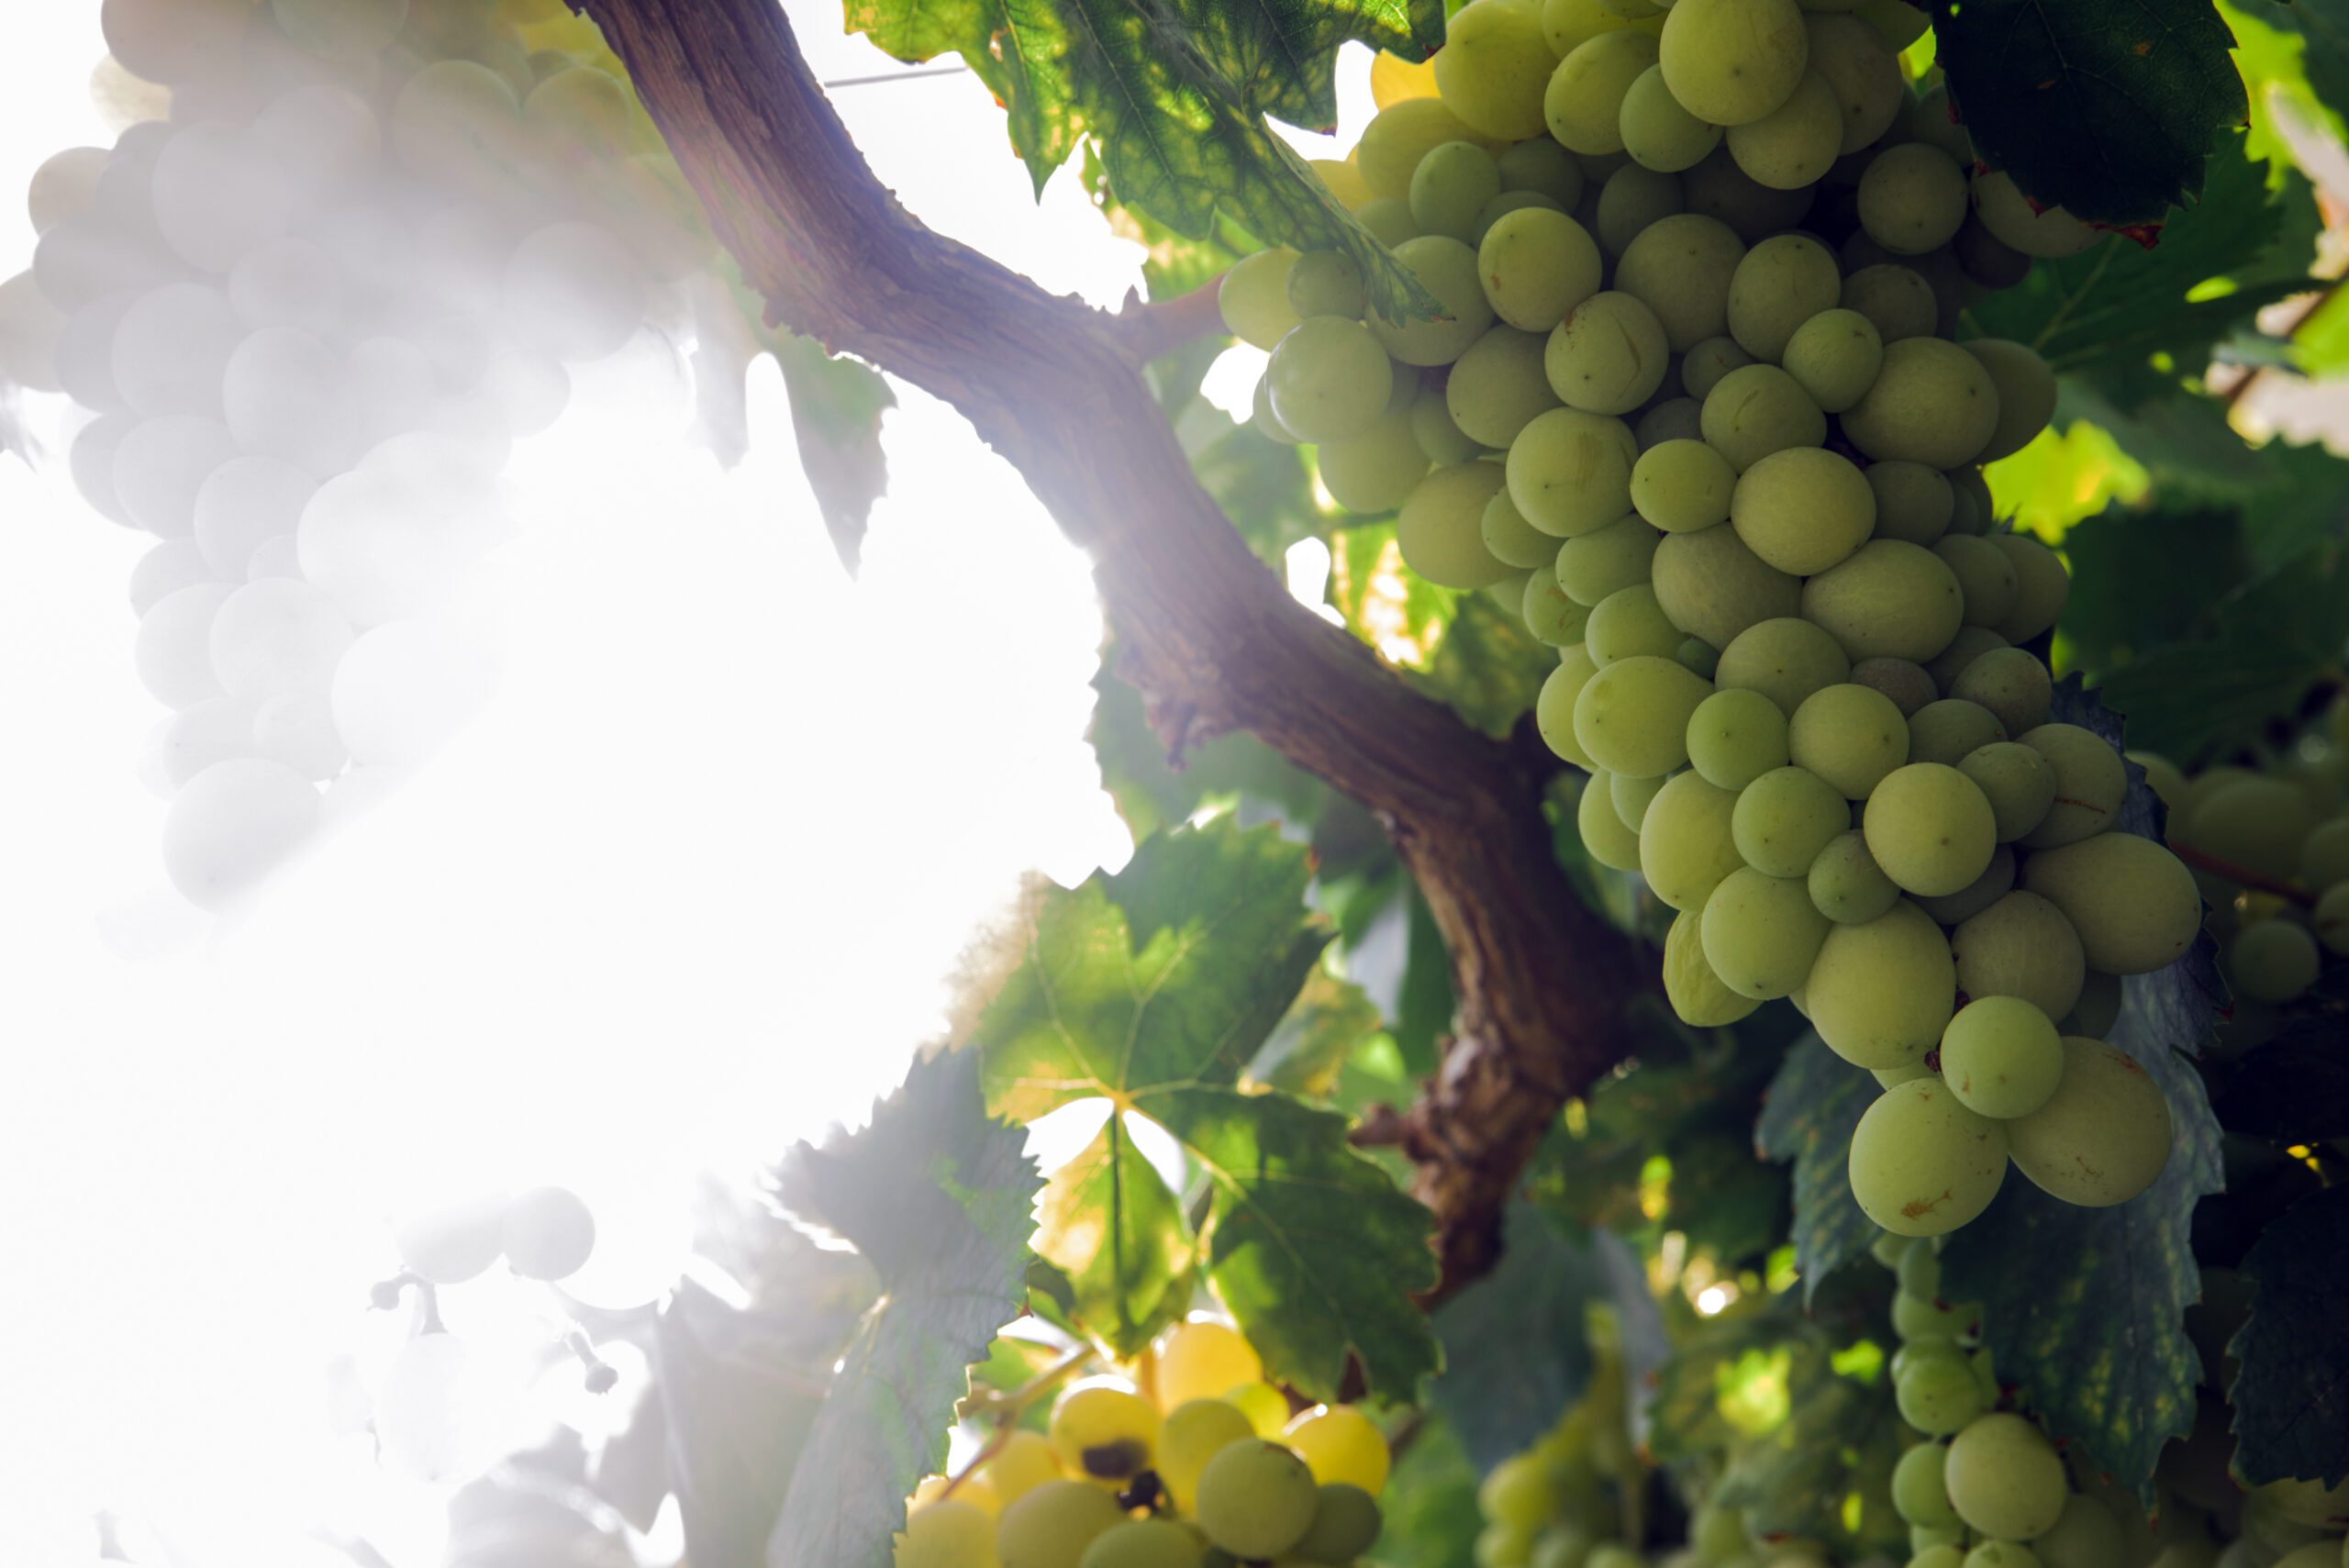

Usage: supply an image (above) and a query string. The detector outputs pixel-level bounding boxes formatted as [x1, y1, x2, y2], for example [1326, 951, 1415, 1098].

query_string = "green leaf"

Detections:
[2227, 1182, 2349, 1486]
[1249, 967, 1386, 1098]
[1431, 1204, 1611, 1471]
[1929, 0, 2249, 224]
[1087, 657, 1327, 841]
[1034, 1116, 1196, 1358]
[773, 331, 896, 573]
[767, 1051, 1042, 1568]
[2231, 0, 2349, 134]
[842, 0, 1445, 320]
[1754, 1031, 1877, 1306]
[1151, 1084, 1442, 1400]
[2055, 504, 2252, 676]
[1406, 594, 1557, 739]
[1371, 1416, 1482, 1568]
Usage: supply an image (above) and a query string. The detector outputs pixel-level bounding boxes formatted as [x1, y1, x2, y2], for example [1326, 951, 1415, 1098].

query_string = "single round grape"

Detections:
[1972, 171, 2101, 259]
[1698, 363, 1825, 472]
[1412, 140, 1504, 242]
[1857, 143, 1968, 254]
[1635, 397, 1706, 450]
[1849, 1078, 2008, 1236]
[1852, 657, 1937, 717]
[1287, 250, 1366, 319]
[1221, 248, 1304, 349]
[1614, 765, 1668, 834]
[1687, 686, 1790, 790]
[1940, 995, 2064, 1119]
[1715, 617, 1852, 717]
[1680, 337, 1754, 403]
[1159, 1398, 1254, 1511]
[1508, 408, 1639, 537]
[502, 1184, 596, 1280]
[1588, 584, 1686, 664]
[1925, 626, 2009, 695]
[1479, 1521, 1539, 1568]
[1050, 1383, 1159, 1484]
[1620, 64, 1722, 172]
[1963, 339, 2058, 463]
[1893, 1291, 1978, 1343]
[1546, 291, 1671, 415]
[1547, 32, 1662, 155]
[1479, 207, 1605, 333]
[2006, 1037, 2175, 1207]
[1726, 71, 1842, 190]
[1907, 699, 2008, 770]
[1682, 140, 1819, 244]
[1727, 236, 1842, 365]
[1479, 1453, 1556, 1531]
[2009, 724, 2126, 849]
[1954, 894, 2081, 1030]
[1321, 408, 1432, 512]
[996, 1481, 1125, 1568]
[163, 757, 322, 910]
[1732, 764, 1846, 878]
[1843, 338, 2001, 469]
[1894, 1441, 1960, 1529]
[1538, 647, 1604, 764]
[1702, 866, 1831, 998]
[158, 695, 254, 789]
[1788, 682, 1909, 799]
[1294, 1483, 1384, 1562]
[1374, 236, 1497, 366]
[1196, 1441, 1322, 1559]
[1650, 524, 1802, 649]
[1640, 771, 1744, 911]
[1399, 462, 1515, 588]
[1665, 905, 1762, 1026]
[1435, 0, 1557, 137]
[2296, 816, 2349, 885]
[1990, 533, 2071, 643]
[986, 1431, 1066, 1506]
[1864, 762, 1998, 898]
[2030, 1495, 2126, 1568]
[1805, 12, 1901, 150]
[1594, 163, 1688, 258]
[1934, 536, 2021, 632]
[1729, 447, 1872, 576]
[1949, 651, 2052, 741]
[1613, 213, 1747, 350]
[1780, 308, 1883, 413]
[2231, 919, 2321, 1004]
[1898, 1350, 1988, 1434]
[2185, 775, 2320, 882]
[1357, 196, 1422, 248]
[1954, 741, 2056, 843]
[1482, 495, 1573, 575]
[1453, 326, 1566, 447]
[1943, 1414, 2067, 1540]
[1578, 769, 1645, 870]
[1914, 842, 2018, 927]
[1841, 261, 1938, 345]
[1631, 439, 1736, 532]
[1528, 570, 1599, 650]
[1358, 98, 1489, 198]
[1074, 1519, 1198, 1568]
[1284, 1404, 1390, 1493]
[1659, 0, 1809, 125]
[1809, 899, 1956, 1069]
[1575, 653, 1711, 776]
[1810, 829, 1900, 924]
[109, 281, 237, 420]
[897, 1497, 998, 1568]
[1801, 540, 1967, 664]
[1865, 462, 1954, 547]
[1269, 317, 1396, 443]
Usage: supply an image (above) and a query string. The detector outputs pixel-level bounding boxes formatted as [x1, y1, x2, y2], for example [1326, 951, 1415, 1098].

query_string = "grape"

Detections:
[1933, 536, 2020, 631]
[1810, 829, 1900, 924]
[1894, 1441, 1960, 1529]
[1961, 339, 2059, 462]
[1943, 1414, 2067, 1540]
[1690, 1506, 1750, 1562]
[1733, 764, 1847, 877]
[1285, 1404, 1390, 1493]
[1726, 72, 1842, 190]
[1437, 0, 1557, 139]
[1729, 447, 1872, 576]
[1914, 842, 2017, 926]
[1556, 511, 1661, 605]
[2230, 919, 2321, 1004]
[1451, 326, 1564, 445]
[106, 282, 235, 421]
[1547, 33, 1662, 155]
[208, 578, 355, 704]
[1956, 741, 2056, 843]
[1295, 1484, 1384, 1562]
[1072, 1519, 1197, 1568]
[1851, 657, 1936, 718]
[1664, 905, 1762, 1025]
[1620, 65, 1722, 173]
[1897, 1350, 1987, 1434]
[1283, 251, 1365, 322]
[113, 415, 241, 540]
[1050, 1383, 1160, 1484]
[1159, 1399, 1254, 1511]
[2183, 776, 2317, 880]
[2006, 1037, 2175, 1207]
[1841, 262, 1938, 344]
[1925, 626, 2007, 693]
[300, 457, 504, 627]
[1196, 1440, 1321, 1558]
[1908, 700, 2008, 769]
[1527, 570, 1598, 647]
[1893, 1290, 1977, 1342]
[1989, 534, 2071, 642]
[1946, 653, 2051, 746]
[1152, 1321, 1261, 1415]
[1971, 171, 2101, 259]
[1809, 900, 1956, 1069]
[1321, 408, 1432, 512]
[1701, 866, 1831, 998]
[1588, 584, 1685, 663]
[1574, 653, 1711, 776]
[2254, 1477, 2349, 1529]
[1680, 337, 1754, 402]
[1659, 0, 1809, 125]
[1725, 236, 1841, 363]
[28, 145, 109, 235]
[1806, 13, 1902, 150]
[1411, 380, 1483, 466]
[1479, 1455, 1556, 1531]
[986, 1431, 1066, 1506]
[1358, 197, 1422, 247]
[996, 1481, 1125, 1568]
[1480, 1522, 1540, 1568]
[1412, 141, 1504, 241]
[1715, 617, 1852, 716]
[502, 1184, 596, 1280]
[2299, 817, 2349, 884]
[1639, 771, 1744, 910]
[1539, 648, 1604, 764]
[1847, 1078, 2007, 1235]
[1682, 139, 1820, 241]
[151, 121, 295, 273]
[1779, 307, 1882, 413]
[1475, 191, 1564, 247]
[1544, 291, 1671, 415]
[1687, 686, 1790, 789]
[0, 270, 66, 395]
[1862, 462, 1954, 547]
[1357, 98, 1490, 199]
[1650, 523, 1802, 648]
[1788, 683, 1909, 798]
[1940, 995, 2064, 1119]
[896, 1499, 997, 1568]
[163, 757, 323, 910]
[2031, 1496, 2126, 1568]
[1856, 144, 1967, 255]
[1594, 164, 1688, 257]
[1498, 139, 1588, 210]
[273, 0, 408, 60]
[1478, 208, 1605, 333]
[2009, 724, 2127, 849]
[1842, 338, 2001, 469]
[1578, 770, 1645, 870]
[1373, 236, 1496, 366]
[392, 1192, 508, 1284]
[1861, 764, 1998, 897]
[1635, 397, 1706, 450]
[1268, 317, 1395, 443]
[1699, 363, 1824, 471]
[228, 236, 344, 338]
[1399, 462, 1515, 589]
[1508, 407, 1639, 536]
[1800, 540, 1966, 664]
[136, 581, 238, 710]
[220, 326, 362, 473]
[1613, 213, 1747, 350]
[1631, 438, 1736, 532]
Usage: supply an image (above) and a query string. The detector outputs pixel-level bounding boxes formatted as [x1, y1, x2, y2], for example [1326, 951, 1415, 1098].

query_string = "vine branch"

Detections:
[590, 0, 1652, 1302]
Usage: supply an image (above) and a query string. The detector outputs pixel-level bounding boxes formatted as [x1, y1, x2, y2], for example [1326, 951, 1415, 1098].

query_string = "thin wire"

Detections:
[821, 64, 973, 88]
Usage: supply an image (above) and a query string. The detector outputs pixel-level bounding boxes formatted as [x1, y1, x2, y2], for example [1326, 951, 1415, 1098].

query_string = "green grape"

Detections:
[2007, 1037, 2175, 1207]
[1412, 140, 1505, 242]
[1897, 1351, 1988, 1435]
[1800, 540, 1966, 663]
[1967, 1543, 2043, 1568]
[1630, 401, 1700, 453]
[1436, 0, 1559, 139]
[1589, 584, 1685, 663]
[1687, 687, 1790, 789]
[1732, 764, 1846, 877]
[1949, 649, 2051, 740]
[1658, 0, 1809, 125]
[1557, 514, 1663, 604]
[1452, 326, 1567, 447]
[1159, 1398, 1257, 1510]
[1843, 338, 2002, 469]
[1253, 375, 1301, 445]
[1681, 141, 1818, 242]
[1220, 248, 1305, 350]
[1913, 844, 2015, 927]
[1547, 32, 1663, 154]
[2297, 816, 2349, 884]
[1486, 490, 1565, 569]
[1612, 768, 1668, 830]
[1620, 64, 1722, 172]
[504, 1185, 596, 1280]
[1848, 1078, 2008, 1235]
[1578, 773, 1642, 868]
[1540, 650, 1605, 767]
[1809, 899, 1956, 1068]
[1479, 207, 1606, 333]
[1853, 657, 1937, 717]
[1640, 771, 1744, 910]
[1989, 533, 2070, 643]
[1375, 236, 1497, 366]
[1893, 1442, 1960, 1530]
[1489, 572, 1535, 618]
[1481, 1523, 1541, 1568]
[987, 1429, 1066, 1505]
[1962, 339, 2058, 462]
[1077, 1520, 1203, 1568]
[1398, 461, 1515, 588]
[1677, 635, 1721, 679]
[2231, 919, 2321, 1004]
[1943, 1413, 2068, 1540]
[1479, 1454, 1557, 1530]
[1940, 995, 2064, 1118]
[1574, 653, 1712, 776]
[1544, 0, 1663, 53]
[1295, 1483, 1384, 1562]
[1194, 1441, 1320, 1560]
[1924, 627, 2008, 695]
[1702, 866, 1831, 997]
[1810, 829, 1900, 924]
[1310, 152, 1373, 210]
[1871, 1232, 1919, 1270]
[1508, 407, 1639, 536]
[1806, 13, 1902, 150]
[2030, 1495, 2127, 1568]
[1545, 291, 1672, 416]
[1528, 571, 1599, 647]
[1865, 462, 1955, 546]
[1907, 700, 2008, 769]
[1631, 438, 1737, 532]
[1500, 138, 1589, 208]
[1267, 317, 1395, 442]
[1614, 213, 1748, 350]
[1051, 1383, 1159, 1483]
[1856, 143, 1967, 254]
[1933, 536, 2020, 630]
[1863, 763, 1998, 897]
[1909, 81, 1974, 165]
[1415, 379, 1486, 465]
[2253, 1475, 2349, 1529]
[1286, 250, 1366, 318]
[2013, 724, 2126, 849]
[1666, 904, 1763, 1025]
[1971, 170, 2101, 260]
[1650, 524, 1803, 648]
[1319, 407, 1431, 512]
[1780, 308, 1883, 413]
[1957, 742, 2056, 843]
[1725, 235, 1842, 361]
[1285, 1405, 1390, 1493]
[1594, 164, 1689, 257]
[1948, 466, 1995, 534]
[1699, 363, 1825, 472]
[1913, 1529, 1968, 1559]
[898, 1499, 999, 1568]
[1716, 617, 1852, 717]
[1357, 196, 1422, 247]
[1691, 1505, 1751, 1562]
[1729, 447, 1872, 575]
[1681, 338, 1755, 402]
[996, 1482, 1127, 1568]
[1841, 262, 1937, 344]
[2180, 776, 2316, 881]
[1788, 683, 1909, 799]
[1357, 97, 1491, 200]
[1725, 71, 1842, 190]
[1891, 1289, 1975, 1342]
[1475, 190, 1568, 243]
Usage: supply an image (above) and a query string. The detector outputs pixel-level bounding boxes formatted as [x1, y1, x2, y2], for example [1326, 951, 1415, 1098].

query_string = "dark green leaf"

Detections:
[1406, 594, 1556, 739]
[2056, 504, 2251, 676]
[1929, 0, 2248, 224]
[2227, 1182, 2349, 1486]
[2232, 0, 2349, 131]
[1372, 1415, 1482, 1568]
[1754, 1032, 1877, 1305]
[1169, 0, 1436, 128]
[1087, 658, 1326, 841]
[1249, 967, 1386, 1098]
[1034, 1117, 1195, 1357]
[2210, 1020, 2349, 1142]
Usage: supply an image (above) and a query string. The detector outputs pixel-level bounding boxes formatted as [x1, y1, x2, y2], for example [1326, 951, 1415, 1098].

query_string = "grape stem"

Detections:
[2167, 840, 2318, 908]
[591, 0, 1658, 1306]
[941, 1342, 1095, 1500]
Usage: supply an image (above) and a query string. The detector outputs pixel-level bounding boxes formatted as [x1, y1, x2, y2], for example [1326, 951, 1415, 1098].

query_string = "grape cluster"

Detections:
[0, 0, 711, 909]
[1224, 0, 2205, 1239]
[1473, 1328, 1644, 1568]
[896, 1317, 1393, 1568]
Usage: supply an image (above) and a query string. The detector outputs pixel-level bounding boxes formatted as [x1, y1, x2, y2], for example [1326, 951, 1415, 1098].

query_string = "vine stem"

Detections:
[942, 1343, 1096, 1499]
[2168, 840, 2320, 908]
[589, 0, 1655, 1305]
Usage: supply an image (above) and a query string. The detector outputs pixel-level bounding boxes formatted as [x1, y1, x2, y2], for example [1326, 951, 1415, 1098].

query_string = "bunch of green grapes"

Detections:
[1222, 0, 2197, 1241]
[1471, 1324, 1642, 1568]
[893, 1316, 1397, 1568]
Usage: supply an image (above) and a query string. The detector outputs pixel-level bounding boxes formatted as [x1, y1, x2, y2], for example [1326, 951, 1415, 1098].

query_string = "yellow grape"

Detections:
[1284, 1404, 1392, 1495]
[1152, 1318, 1263, 1411]
[1049, 1382, 1159, 1486]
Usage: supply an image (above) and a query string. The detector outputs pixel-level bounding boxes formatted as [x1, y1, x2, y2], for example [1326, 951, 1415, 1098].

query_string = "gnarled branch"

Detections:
[591, 0, 1651, 1300]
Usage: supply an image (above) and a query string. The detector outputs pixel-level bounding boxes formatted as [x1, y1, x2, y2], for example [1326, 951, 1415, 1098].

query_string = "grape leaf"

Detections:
[841, 0, 1446, 319]
[1929, 0, 2249, 224]
[1754, 1031, 1877, 1306]
[766, 1051, 1042, 1568]
[2231, 0, 2349, 131]
[2055, 504, 2252, 676]
[1033, 1115, 1195, 1357]
[2209, 1020, 2349, 1141]
[1248, 967, 1386, 1098]
[1088, 657, 1328, 841]
[1370, 1415, 1481, 1568]
[1406, 593, 1557, 739]
[2227, 1182, 2349, 1486]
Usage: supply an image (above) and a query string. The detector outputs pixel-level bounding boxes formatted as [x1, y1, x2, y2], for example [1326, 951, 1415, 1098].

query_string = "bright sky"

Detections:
[0, 6, 1378, 1565]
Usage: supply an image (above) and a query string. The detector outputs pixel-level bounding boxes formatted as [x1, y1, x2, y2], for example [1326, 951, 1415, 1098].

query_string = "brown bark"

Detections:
[589, 0, 1651, 1300]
